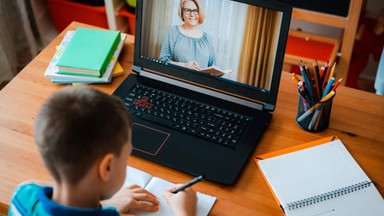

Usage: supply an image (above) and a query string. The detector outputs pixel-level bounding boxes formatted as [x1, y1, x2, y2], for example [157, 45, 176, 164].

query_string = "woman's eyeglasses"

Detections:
[183, 8, 199, 15]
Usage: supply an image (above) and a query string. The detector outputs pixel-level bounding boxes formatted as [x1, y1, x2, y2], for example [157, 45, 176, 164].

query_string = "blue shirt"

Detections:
[9, 183, 119, 216]
[160, 25, 216, 68]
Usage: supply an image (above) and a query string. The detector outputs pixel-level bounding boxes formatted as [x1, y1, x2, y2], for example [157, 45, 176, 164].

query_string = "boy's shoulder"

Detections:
[13, 183, 42, 197]
[9, 182, 120, 216]
[9, 183, 48, 216]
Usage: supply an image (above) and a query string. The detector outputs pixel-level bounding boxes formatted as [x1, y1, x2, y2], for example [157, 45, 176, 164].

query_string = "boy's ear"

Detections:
[98, 153, 114, 182]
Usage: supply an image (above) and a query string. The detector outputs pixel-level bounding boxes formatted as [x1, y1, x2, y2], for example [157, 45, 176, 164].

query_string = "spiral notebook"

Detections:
[254, 137, 384, 216]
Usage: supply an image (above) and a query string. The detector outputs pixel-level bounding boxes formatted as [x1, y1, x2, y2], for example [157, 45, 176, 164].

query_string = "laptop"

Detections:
[113, 0, 292, 185]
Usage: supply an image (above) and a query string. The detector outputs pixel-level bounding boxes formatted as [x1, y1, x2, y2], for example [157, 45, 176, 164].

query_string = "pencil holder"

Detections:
[296, 94, 335, 132]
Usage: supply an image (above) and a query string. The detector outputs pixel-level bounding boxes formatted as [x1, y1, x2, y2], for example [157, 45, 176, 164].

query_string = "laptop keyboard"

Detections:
[123, 84, 252, 148]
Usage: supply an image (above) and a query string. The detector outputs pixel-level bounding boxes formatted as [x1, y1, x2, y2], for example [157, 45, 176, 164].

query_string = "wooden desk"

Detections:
[1, 22, 383, 215]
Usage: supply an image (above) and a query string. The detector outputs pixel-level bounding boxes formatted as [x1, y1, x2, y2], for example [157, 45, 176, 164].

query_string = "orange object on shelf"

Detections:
[287, 36, 335, 62]
[46, 0, 109, 32]
[284, 30, 340, 67]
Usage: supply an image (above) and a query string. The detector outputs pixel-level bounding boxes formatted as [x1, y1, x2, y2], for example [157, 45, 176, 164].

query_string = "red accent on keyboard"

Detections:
[139, 101, 147, 107]
[133, 99, 140, 105]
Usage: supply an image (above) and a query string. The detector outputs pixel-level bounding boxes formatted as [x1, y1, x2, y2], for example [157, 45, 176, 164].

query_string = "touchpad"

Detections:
[131, 123, 170, 156]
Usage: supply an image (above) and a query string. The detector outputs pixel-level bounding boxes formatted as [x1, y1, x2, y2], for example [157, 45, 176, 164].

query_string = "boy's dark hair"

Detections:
[35, 86, 131, 184]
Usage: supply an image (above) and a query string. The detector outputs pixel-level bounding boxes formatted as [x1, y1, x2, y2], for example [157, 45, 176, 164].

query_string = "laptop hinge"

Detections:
[134, 66, 265, 111]
[132, 65, 141, 73]
[263, 103, 274, 111]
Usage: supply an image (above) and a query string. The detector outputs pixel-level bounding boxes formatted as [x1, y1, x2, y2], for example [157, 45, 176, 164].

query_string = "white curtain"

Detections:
[197, 0, 248, 80]
[141, 0, 174, 58]
[144, 0, 247, 80]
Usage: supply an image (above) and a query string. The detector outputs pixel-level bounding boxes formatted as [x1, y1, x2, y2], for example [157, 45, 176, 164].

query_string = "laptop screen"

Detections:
[134, 0, 291, 110]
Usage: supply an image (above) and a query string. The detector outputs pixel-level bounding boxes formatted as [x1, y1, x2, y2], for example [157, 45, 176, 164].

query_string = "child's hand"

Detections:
[162, 184, 197, 216]
[101, 184, 159, 214]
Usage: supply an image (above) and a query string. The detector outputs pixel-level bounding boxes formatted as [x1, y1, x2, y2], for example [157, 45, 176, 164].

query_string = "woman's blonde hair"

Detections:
[178, 0, 205, 24]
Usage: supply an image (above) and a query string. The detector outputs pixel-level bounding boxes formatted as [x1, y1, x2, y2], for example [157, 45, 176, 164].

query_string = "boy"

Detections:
[9, 85, 197, 215]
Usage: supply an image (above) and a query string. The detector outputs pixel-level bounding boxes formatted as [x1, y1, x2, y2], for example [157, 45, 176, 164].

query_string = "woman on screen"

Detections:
[159, 0, 216, 71]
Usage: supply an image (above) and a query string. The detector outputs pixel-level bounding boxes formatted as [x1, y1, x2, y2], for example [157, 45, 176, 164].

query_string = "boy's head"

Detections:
[34, 86, 132, 187]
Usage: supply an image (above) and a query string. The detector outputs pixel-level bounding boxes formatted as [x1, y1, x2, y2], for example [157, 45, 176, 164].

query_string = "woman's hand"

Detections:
[162, 184, 198, 216]
[185, 61, 201, 70]
[101, 184, 159, 215]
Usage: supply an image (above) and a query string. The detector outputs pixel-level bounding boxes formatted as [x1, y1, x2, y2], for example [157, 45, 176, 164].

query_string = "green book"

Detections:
[56, 28, 121, 77]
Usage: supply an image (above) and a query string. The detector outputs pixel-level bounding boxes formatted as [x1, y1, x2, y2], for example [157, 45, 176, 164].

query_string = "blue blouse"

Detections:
[160, 25, 216, 68]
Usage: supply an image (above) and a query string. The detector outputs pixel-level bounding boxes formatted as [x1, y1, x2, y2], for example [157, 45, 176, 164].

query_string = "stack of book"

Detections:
[45, 27, 127, 84]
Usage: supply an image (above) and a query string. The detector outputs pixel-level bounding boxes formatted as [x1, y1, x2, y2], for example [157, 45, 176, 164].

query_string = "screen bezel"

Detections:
[133, 0, 292, 111]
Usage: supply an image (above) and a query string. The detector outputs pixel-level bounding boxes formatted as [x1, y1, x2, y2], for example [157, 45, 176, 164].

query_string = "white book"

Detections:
[44, 31, 126, 83]
[257, 139, 384, 216]
[122, 166, 216, 216]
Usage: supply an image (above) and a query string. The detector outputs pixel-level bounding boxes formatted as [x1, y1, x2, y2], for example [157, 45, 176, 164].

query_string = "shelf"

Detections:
[284, 30, 340, 67]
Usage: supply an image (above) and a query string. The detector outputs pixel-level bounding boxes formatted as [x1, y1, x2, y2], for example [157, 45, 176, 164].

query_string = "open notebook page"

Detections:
[123, 166, 153, 188]
[122, 166, 216, 216]
[258, 140, 371, 205]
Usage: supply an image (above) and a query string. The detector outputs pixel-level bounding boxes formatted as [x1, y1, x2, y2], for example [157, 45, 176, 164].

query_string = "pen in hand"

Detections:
[171, 175, 205, 194]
